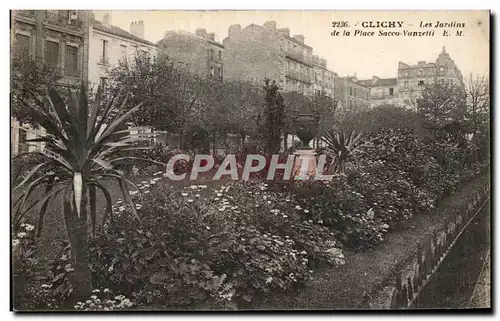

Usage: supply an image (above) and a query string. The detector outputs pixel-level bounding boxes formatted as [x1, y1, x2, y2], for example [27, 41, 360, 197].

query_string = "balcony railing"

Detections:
[98, 56, 110, 66]
[17, 10, 36, 18]
[285, 49, 313, 66]
[45, 11, 83, 29]
[286, 69, 312, 84]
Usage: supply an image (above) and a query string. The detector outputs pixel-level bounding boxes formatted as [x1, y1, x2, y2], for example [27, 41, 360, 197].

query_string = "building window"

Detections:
[100, 77, 107, 89]
[65, 45, 78, 77]
[218, 50, 222, 61]
[349, 100, 353, 109]
[45, 40, 59, 68]
[19, 129, 28, 153]
[209, 49, 214, 60]
[210, 67, 215, 77]
[349, 87, 353, 96]
[15, 33, 31, 56]
[404, 81, 409, 88]
[389, 88, 394, 96]
[101, 39, 108, 64]
[120, 44, 127, 63]
[418, 80, 424, 86]
[353, 87, 357, 97]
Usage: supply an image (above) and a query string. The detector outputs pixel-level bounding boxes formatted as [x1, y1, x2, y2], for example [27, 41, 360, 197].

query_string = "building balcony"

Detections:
[285, 49, 313, 66]
[45, 11, 83, 30]
[286, 70, 312, 84]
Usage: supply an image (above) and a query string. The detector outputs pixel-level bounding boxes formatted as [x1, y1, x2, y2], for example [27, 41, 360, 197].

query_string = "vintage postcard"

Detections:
[11, 10, 490, 311]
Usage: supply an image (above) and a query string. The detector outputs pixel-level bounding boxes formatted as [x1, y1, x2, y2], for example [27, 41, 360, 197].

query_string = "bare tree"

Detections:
[465, 73, 490, 132]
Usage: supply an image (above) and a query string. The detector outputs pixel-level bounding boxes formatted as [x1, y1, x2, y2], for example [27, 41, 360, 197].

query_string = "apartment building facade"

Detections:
[11, 9, 90, 154]
[398, 46, 464, 106]
[312, 55, 335, 97]
[89, 12, 157, 89]
[157, 28, 224, 81]
[334, 75, 371, 110]
[223, 21, 316, 95]
[359, 76, 400, 107]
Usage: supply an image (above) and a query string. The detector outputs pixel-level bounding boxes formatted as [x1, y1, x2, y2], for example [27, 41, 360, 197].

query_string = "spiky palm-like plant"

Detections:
[320, 128, 364, 173]
[13, 83, 158, 304]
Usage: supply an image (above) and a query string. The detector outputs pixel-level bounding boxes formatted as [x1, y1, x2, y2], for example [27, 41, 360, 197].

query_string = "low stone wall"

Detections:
[370, 183, 490, 309]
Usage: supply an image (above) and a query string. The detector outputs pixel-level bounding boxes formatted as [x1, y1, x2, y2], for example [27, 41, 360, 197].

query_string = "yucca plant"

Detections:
[320, 128, 364, 173]
[13, 82, 161, 305]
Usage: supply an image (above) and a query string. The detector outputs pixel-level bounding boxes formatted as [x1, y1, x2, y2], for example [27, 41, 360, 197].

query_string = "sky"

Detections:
[95, 10, 490, 80]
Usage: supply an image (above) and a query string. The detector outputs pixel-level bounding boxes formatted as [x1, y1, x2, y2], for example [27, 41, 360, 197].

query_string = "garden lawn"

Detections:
[250, 173, 490, 310]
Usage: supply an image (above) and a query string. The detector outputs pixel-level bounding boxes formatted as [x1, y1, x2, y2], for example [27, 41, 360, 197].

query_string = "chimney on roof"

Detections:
[293, 34, 305, 44]
[320, 58, 327, 68]
[228, 24, 241, 37]
[102, 12, 111, 26]
[195, 28, 207, 39]
[263, 20, 277, 30]
[277, 28, 290, 37]
[206, 32, 215, 41]
[130, 20, 145, 39]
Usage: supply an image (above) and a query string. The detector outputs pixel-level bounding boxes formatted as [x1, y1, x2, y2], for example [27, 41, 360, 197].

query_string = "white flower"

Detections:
[17, 232, 26, 238]
[198, 185, 207, 189]
[108, 266, 114, 272]
[181, 193, 188, 197]
[303, 209, 309, 213]
[143, 190, 150, 194]
[267, 200, 272, 204]
[129, 190, 138, 196]
[153, 171, 163, 176]
[265, 277, 273, 284]
[214, 197, 220, 201]
[103, 288, 110, 293]
[189, 185, 198, 190]
[24, 224, 34, 231]
[216, 193, 222, 197]
[41, 284, 51, 289]
[12, 239, 20, 247]
[92, 289, 100, 293]
[318, 220, 324, 224]
[135, 204, 143, 210]
[283, 215, 288, 218]
[91, 295, 98, 300]
[382, 223, 389, 229]
[187, 199, 194, 203]
[295, 205, 302, 210]
[195, 194, 201, 198]
[206, 226, 211, 230]
[118, 206, 125, 212]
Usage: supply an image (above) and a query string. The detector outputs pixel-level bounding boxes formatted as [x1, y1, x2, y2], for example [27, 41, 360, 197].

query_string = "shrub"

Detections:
[88, 180, 345, 309]
[291, 177, 389, 250]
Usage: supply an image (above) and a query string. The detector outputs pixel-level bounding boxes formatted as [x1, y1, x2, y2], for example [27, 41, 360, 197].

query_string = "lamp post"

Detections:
[292, 113, 320, 180]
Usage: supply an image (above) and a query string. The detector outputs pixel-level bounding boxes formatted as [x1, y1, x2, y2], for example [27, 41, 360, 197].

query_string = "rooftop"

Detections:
[160, 29, 224, 48]
[92, 19, 155, 47]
